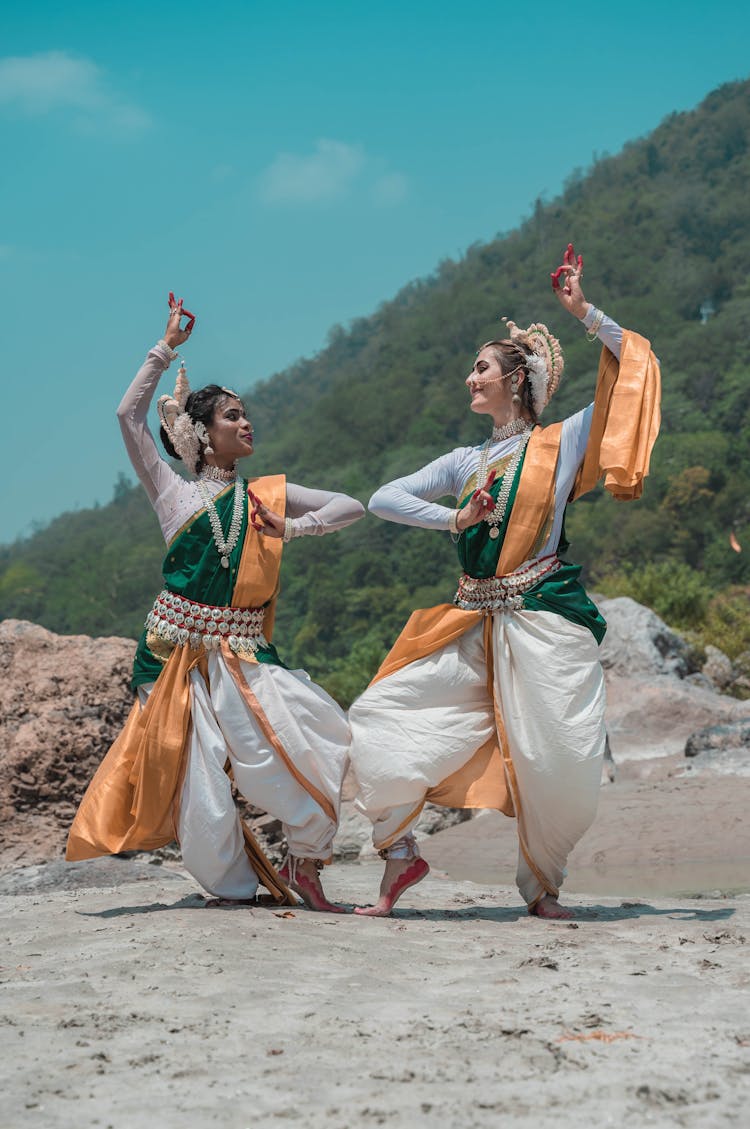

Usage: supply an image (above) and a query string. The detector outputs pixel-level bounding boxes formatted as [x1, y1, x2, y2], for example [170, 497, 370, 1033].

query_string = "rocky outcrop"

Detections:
[0, 619, 135, 870]
[682, 719, 750, 777]
[598, 597, 750, 763]
[3, 604, 749, 871]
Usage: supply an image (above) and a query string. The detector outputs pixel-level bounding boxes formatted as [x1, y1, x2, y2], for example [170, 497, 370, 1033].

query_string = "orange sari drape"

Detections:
[66, 475, 293, 901]
[368, 330, 661, 813]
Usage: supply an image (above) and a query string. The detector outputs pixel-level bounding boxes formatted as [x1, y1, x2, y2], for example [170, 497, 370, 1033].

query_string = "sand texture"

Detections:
[2, 851, 749, 1129]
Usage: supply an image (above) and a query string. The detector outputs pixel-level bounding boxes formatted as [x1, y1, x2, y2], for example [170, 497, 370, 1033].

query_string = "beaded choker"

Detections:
[491, 418, 529, 441]
[199, 464, 237, 483]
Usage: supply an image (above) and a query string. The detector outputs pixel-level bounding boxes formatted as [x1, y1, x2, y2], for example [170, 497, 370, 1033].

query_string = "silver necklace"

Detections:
[491, 418, 529, 441]
[196, 478, 245, 567]
[199, 463, 237, 483]
[477, 425, 533, 539]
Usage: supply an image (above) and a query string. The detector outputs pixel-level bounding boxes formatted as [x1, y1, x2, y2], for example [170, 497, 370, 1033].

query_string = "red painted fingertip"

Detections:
[168, 290, 175, 306]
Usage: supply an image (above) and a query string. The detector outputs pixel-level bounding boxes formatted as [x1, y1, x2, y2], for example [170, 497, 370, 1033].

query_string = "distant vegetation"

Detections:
[2, 79, 750, 703]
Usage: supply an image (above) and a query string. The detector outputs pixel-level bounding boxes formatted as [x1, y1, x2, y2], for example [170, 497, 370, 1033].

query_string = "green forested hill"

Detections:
[3, 79, 750, 702]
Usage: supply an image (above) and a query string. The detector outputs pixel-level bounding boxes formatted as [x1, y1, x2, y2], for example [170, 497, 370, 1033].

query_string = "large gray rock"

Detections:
[598, 597, 697, 679]
[598, 598, 750, 761]
[686, 722, 750, 758]
[702, 645, 737, 692]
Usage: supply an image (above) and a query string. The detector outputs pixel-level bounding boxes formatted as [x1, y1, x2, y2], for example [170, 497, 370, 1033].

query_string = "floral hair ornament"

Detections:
[501, 318, 564, 414]
[157, 360, 202, 474]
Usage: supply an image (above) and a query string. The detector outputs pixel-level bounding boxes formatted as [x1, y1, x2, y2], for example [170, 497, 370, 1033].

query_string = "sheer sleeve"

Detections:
[285, 483, 365, 537]
[580, 305, 624, 360]
[368, 450, 462, 530]
[116, 342, 182, 507]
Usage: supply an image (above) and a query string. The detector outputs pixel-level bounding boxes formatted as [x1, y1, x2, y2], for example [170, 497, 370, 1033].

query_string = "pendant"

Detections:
[489, 527, 500, 540]
[221, 556, 229, 568]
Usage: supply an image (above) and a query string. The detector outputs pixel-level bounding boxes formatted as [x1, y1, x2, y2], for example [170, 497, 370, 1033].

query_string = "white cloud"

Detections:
[0, 51, 150, 134]
[371, 172, 409, 206]
[258, 139, 366, 204]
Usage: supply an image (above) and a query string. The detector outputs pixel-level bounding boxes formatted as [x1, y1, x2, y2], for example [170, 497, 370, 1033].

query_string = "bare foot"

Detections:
[529, 895, 575, 920]
[354, 857, 430, 917]
[278, 858, 347, 913]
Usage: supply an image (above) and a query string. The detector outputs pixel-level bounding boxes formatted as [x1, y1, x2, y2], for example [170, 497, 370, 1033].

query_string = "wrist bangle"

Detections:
[585, 308, 604, 342]
[448, 509, 460, 536]
[283, 517, 294, 543]
[156, 339, 179, 362]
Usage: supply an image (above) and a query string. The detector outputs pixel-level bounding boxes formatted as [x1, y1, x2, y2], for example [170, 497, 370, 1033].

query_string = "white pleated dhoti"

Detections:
[139, 654, 349, 900]
[348, 610, 606, 906]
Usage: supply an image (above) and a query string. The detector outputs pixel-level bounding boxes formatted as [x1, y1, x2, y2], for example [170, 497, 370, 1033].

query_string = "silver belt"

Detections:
[453, 556, 562, 613]
[145, 589, 266, 656]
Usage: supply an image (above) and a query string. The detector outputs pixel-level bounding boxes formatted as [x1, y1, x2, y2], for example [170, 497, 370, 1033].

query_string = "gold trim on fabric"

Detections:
[376, 801, 426, 851]
[459, 453, 514, 506]
[166, 483, 234, 549]
[66, 643, 203, 859]
[497, 423, 563, 577]
[572, 332, 661, 502]
[222, 645, 338, 825]
[370, 604, 482, 686]
[222, 760, 295, 904]
[232, 474, 286, 641]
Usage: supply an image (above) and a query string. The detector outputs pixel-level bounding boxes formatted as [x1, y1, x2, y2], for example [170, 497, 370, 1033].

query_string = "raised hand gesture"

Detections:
[550, 243, 589, 319]
[248, 489, 285, 538]
[456, 470, 497, 532]
[164, 291, 197, 350]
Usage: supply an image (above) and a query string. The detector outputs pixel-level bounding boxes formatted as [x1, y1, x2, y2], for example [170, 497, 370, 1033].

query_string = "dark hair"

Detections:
[481, 340, 539, 424]
[160, 384, 247, 465]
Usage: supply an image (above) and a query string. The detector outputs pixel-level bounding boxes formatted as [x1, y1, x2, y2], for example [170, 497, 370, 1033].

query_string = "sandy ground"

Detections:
[2, 861, 749, 1125]
[3, 757, 750, 1129]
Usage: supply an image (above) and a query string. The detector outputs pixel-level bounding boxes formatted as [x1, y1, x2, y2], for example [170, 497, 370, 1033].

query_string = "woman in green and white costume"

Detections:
[349, 245, 661, 919]
[67, 296, 364, 911]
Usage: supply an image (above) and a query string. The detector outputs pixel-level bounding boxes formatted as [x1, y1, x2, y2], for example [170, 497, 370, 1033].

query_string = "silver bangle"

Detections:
[283, 517, 294, 543]
[585, 308, 605, 342]
[156, 339, 179, 362]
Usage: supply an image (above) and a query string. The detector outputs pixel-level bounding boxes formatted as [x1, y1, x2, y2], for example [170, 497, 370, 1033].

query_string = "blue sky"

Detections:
[1, 0, 749, 543]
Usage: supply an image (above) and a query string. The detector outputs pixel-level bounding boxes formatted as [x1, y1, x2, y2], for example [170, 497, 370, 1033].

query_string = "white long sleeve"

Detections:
[368, 306, 632, 546]
[118, 343, 364, 544]
[580, 305, 623, 359]
[368, 450, 465, 531]
[285, 483, 365, 537]
[117, 342, 184, 508]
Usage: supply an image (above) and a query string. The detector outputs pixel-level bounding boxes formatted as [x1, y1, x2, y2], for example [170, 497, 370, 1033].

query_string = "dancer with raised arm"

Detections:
[349, 245, 661, 919]
[68, 295, 365, 911]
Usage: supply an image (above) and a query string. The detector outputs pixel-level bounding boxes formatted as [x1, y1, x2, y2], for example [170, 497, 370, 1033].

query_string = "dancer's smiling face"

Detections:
[466, 346, 516, 418]
[205, 396, 254, 464]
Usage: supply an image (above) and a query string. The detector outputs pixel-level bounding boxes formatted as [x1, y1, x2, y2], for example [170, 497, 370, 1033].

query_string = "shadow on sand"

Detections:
[76, 896, 736, 924]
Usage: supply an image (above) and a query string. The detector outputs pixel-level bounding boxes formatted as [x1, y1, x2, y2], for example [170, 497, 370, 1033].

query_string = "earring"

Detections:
[511, 373, 522, 406]
[194, 420, 214, 455]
